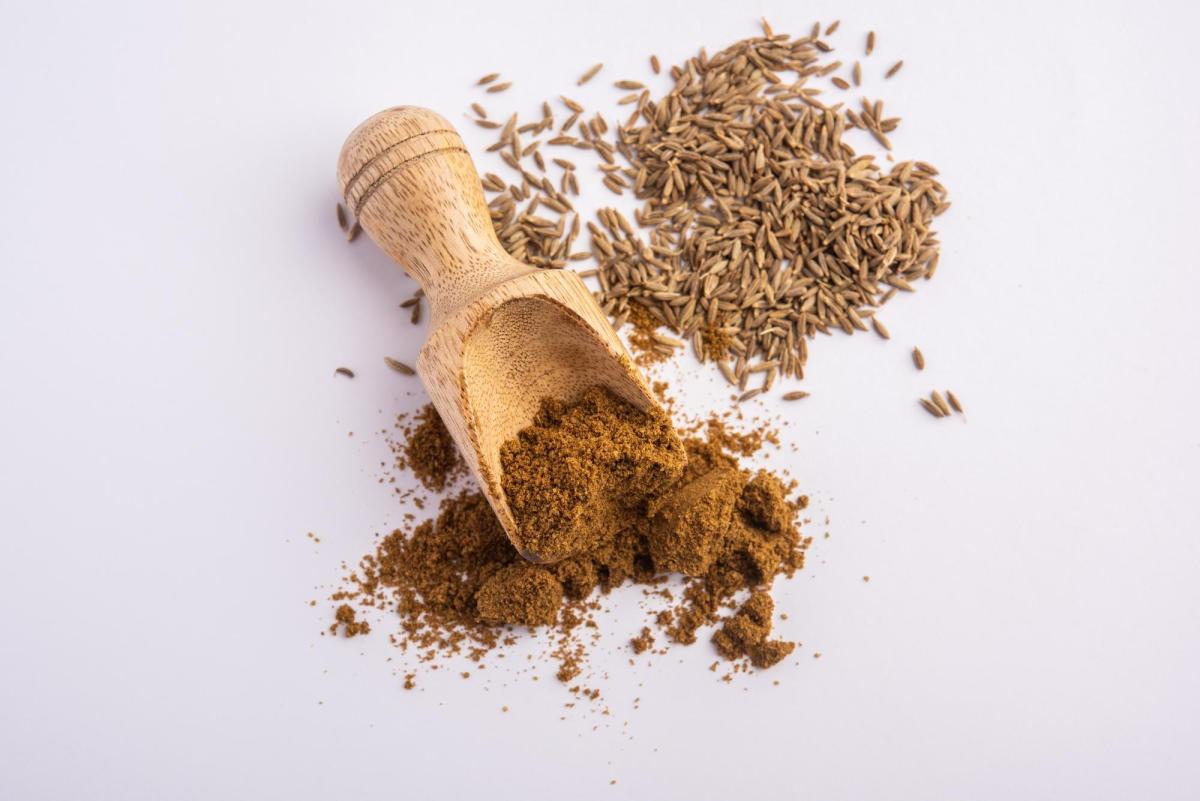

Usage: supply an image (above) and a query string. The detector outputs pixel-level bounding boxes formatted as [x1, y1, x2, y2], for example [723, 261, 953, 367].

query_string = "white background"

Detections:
[2, 0, 1198, 799]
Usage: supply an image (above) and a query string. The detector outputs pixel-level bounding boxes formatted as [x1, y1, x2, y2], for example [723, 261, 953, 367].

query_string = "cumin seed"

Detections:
[930, 390, 952, 416]
[384, 357, 414, 376]
[919, 398, 943, 418]
[578, 63, 603, 85]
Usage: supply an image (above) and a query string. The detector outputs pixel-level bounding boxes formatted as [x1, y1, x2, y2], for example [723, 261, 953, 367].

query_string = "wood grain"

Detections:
[337, 106, 664, 561]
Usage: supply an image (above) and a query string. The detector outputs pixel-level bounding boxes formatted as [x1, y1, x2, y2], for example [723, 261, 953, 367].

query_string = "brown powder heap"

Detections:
[404, 404, 464, 492]
[475, 564, 563, 627]
[333, 400, 809, 681]
[739, 470, 793, 534]
[659, 441, 805, 648]
[352, 491, 518, 652]
[499, 386, 685, 562]
[712, 592, 795, 668]
[648, 466, 742, 574]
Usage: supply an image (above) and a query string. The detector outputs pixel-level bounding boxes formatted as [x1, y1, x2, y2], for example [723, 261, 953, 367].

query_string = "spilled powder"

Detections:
[476, 565, 563, 627]
[712, 592, 795, 668]
[625, 305, 675, 367]
[331, 391, 809, 690]
[403, 404, 465, 492]
[499, 386, 685, 562]
[330, 604, 370, 637]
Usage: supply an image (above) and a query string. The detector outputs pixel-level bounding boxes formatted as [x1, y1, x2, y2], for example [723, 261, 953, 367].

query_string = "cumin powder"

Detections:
[332, 389, 809, 684]
[499, 386, 685, 562]
[403, 404, 465, 492]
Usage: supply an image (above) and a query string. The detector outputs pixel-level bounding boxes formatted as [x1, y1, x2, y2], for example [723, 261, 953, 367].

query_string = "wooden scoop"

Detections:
[338, 106, 665, 563]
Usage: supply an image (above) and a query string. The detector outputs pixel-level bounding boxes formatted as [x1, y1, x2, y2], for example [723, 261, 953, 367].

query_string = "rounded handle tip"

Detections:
[335, 105, 529, 322]
[337, 106, 466, 216]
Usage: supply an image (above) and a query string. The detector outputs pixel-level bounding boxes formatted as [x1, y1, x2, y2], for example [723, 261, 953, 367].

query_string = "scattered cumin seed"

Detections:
[912, 347, 925, 370]
[399, 297, 420, 309]
[650, 55, 660, 74]
[334, 367, 354, 378]
[487, 82, 512, 93]
[866, 31, 876, 55]
[335, 203, 348, 232]
[930, 390, 952, 417]
[782, 391, 810, 401]
[885, 60, 904, 79]
[477, 72, 499, 85]
[471, 102, 488, 118]
[614, 80, 644, 90]
[578, 63, 603, 85]
[410, 302, 422, 325]
[825, 20, 840, 35]
[852, 61, 862, 86]
[384, 357, 414, 376]
[831, 77, 850, 90]
[947, 390, 964, 414]
[872, 318, 891, 340]
[919, 398, 944, 418]
[737, 388, 762, 403]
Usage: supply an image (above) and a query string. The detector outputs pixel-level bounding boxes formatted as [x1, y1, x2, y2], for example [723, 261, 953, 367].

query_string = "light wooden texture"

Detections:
[338, 106, 662, 562]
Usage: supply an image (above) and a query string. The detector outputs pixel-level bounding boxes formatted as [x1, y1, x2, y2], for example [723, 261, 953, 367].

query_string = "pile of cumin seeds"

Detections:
[468, 20, 950, 396]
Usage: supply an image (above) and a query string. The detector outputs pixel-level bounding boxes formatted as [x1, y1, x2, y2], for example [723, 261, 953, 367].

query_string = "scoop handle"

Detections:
[337, 106, 531, 323]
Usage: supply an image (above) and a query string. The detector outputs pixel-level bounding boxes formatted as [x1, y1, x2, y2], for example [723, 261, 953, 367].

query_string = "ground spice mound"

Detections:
[500, 386, 685, 562]
[658, 440, 806, 648]
[475, 565, 562, 626]
[404, 404, 464, 492]
[332, 401, 810, 683]
[712, 592, 795, 668]
[740, 470, 793, 534]
[647, 466, 742, 574]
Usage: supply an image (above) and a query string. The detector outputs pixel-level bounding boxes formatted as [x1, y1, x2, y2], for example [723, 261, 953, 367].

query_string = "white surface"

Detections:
[2, 1, 1198, 798]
